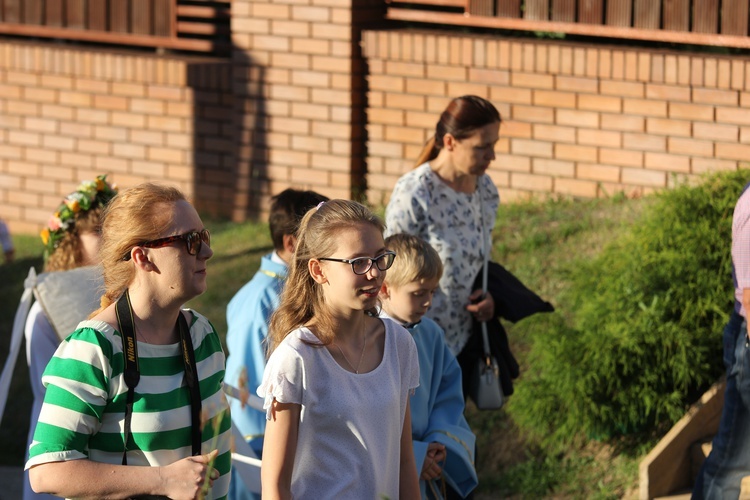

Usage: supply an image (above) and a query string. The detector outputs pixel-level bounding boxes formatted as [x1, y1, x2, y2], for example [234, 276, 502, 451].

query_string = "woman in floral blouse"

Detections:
[385, 95, 502, 359]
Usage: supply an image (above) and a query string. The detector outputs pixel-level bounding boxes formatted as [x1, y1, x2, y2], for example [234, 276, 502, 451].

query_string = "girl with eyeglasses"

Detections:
[26, 183, 231, 500]
[258, 199, 421, 499]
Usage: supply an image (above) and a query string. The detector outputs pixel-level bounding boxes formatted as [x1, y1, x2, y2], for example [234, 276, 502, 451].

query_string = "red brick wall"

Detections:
[3, 18, 750, 234]
[361, 30, 750, 204]
[230, 0, 383, 219]
[0, 41, 233, 234]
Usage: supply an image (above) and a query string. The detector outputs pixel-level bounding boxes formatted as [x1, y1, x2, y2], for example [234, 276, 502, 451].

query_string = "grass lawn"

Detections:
[0, 195, 654, 497]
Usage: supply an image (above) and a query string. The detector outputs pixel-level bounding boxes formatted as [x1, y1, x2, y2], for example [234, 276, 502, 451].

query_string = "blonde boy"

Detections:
[381, 233, 478, 499]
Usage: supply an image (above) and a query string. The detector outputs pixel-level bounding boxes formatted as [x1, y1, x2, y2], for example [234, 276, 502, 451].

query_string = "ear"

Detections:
[308, 258, 328, 284]
[379, 281, 391, 299]
[282, 233, 296, 256]
[443, 133, 457, 152]
[131, 247, 156, 272]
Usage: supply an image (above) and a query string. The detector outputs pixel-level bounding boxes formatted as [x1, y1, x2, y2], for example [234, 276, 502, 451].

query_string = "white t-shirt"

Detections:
[258, 318, 420, 499]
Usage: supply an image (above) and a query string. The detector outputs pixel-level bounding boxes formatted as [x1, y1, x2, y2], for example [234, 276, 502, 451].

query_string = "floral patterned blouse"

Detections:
[385, 162, 499, 354]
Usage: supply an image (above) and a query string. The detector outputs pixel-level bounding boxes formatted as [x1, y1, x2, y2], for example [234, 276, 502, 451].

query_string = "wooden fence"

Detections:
[387, 0, 750, 48]
[0, 0, 230, 55]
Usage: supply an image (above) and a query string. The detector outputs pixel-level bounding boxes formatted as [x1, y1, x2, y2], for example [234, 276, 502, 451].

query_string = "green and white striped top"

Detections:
[25, 310, 231, 499]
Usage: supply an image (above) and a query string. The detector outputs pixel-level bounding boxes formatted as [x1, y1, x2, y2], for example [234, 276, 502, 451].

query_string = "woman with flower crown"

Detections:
[22, 175, 118, 500]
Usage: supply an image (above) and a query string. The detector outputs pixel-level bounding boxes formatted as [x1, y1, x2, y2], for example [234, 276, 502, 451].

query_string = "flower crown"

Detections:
[40, 175, 118, 259]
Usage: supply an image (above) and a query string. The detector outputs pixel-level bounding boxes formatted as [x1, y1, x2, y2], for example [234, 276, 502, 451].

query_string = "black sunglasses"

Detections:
[123, 229, 211, 261]
[318, 251, 396, 275]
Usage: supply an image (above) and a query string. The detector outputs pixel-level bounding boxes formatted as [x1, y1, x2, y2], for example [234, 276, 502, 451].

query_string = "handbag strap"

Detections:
[478, 181, 492, 362]
[115, 290, 202, 465]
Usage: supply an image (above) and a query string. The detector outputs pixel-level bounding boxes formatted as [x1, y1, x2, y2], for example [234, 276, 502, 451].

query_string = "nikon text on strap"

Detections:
[115, 290, 202, 465]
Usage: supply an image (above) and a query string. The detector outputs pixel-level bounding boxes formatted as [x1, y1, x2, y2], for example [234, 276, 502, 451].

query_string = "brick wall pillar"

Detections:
[231, 0, 383, 220]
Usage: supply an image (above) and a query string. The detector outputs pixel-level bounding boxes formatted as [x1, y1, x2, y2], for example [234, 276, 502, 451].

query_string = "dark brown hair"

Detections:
[415, 95, 502, 167]
[268, 189, 329, 251]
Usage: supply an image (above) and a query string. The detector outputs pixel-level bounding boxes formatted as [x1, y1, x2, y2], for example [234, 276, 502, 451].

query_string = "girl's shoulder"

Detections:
[381, 317, 418, 348]
[275, 326, 323, 353]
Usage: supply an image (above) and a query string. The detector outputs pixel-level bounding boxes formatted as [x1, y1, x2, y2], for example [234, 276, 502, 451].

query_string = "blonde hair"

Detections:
[383, 233, 443, 288]
[267, 199, 385, 353]
[44, 207, 103, 272]
[91, 183, 186, 315]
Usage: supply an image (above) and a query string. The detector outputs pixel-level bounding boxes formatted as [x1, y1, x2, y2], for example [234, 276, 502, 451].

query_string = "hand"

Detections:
[466, 289, 495, 322]
[420, 442, 446, 480]
[159, 450, 220, 500]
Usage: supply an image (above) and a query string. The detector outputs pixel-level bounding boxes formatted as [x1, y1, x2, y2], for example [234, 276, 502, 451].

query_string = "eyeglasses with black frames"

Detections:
[318, 251, 396, 275]
[123, 229, 211, 261]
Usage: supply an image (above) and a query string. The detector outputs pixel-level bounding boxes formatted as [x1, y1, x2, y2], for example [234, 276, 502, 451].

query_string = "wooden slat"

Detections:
[0, 21, 228, 52]
[177, 20, 229, 35]
[2, 0, 22, 23]
[153, 0, 172, 37]
[67, 0, 86, 29]
[46, 0, 64, 27]
[606, 0, 631, 27]
[634, 0, 659, 29]
[176, 5, 229, 19]
[552, 0, 576, 22]
[495, 0, 521, 18]
[25, 0, 43, 25]
[110, 0, 129, 33]
[663, 0, 689, 32]
[385, 8, 750, 48]
[88, 0, 108, 31]
[390, 0, 466, 7]
[524, 0, 548, 20]
[693, 0, 719, 34]
[132, 0, 151, 35]
[468, 0, 493, 16]
[721, 0, 749, 36]
[578, 0, 603, 24]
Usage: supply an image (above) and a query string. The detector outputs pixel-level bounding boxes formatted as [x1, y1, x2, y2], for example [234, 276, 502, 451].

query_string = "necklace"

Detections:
[333, 319, 367, 374]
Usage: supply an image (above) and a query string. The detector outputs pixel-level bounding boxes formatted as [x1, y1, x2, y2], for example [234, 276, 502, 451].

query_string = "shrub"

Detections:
[509, 170, 750, 447]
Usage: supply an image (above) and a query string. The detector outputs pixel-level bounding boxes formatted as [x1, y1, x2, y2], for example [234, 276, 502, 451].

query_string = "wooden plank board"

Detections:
[153, 0, 172, 37]
[132, 0, 152, 35]
[385, 8, 750, 48]
[45, 0, 64, 27]
[639, 380, 725, 499]
[468, 0, 493, 16]
[578, 0, 603, 24]
[663, 0, 689, 32]
[67, 0, 86, 29]
[524, 0, 549, 20]
[24, 0, 43, 25]
[693, 0, 719, 34]
[110, 0, 130, 33]
[721, 0, 749, 36]
[552, 0, 576, 22]
[606, 0, 631, 27]
[88, 0, 108, 31]
[495, 0, 521, 18]
[2, 0, 22, 23]
[634, 0, 659, 29]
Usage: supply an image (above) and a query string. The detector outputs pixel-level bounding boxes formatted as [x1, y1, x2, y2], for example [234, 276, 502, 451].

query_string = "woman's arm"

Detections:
[29, 451, 218, 500]
[262, 399, 301, 500]
[399, 398, 421, 499]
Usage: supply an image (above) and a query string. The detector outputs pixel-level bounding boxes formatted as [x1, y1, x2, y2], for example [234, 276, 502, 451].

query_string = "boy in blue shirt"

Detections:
[380, 233, 478, 499]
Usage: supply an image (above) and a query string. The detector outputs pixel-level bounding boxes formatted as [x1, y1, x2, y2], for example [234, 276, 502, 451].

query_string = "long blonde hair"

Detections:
[267, 199, 385, 354]
[91, 183, 186, 315]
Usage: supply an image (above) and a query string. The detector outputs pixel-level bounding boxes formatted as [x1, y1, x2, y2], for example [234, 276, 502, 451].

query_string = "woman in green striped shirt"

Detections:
[26, 183, 231, 500]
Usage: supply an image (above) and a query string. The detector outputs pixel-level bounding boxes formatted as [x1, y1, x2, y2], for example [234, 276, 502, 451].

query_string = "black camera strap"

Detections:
[115, 290, 202, 465]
